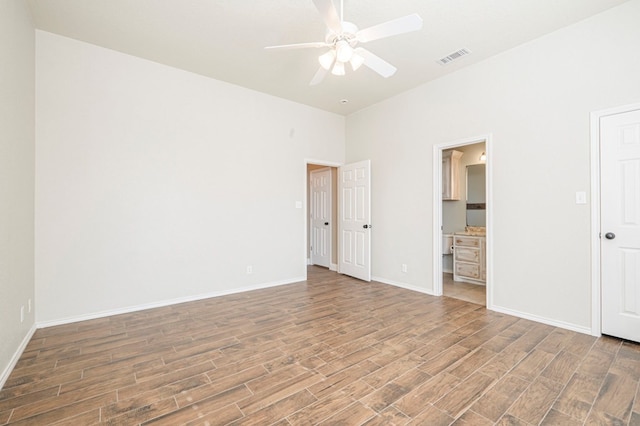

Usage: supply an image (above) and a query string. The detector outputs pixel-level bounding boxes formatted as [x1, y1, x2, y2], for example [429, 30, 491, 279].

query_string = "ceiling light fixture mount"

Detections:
[265, 0, 423, 85]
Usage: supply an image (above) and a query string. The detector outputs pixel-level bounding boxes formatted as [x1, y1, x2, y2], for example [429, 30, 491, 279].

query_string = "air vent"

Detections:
[437, 48, 471, 65]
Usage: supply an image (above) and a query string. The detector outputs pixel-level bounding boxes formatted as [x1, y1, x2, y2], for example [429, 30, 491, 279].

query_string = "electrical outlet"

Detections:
[401, 264, 408, 273]
[28, 298, 32, 313]
[20, 306, 24, 323]
[246, 265, 253, 274]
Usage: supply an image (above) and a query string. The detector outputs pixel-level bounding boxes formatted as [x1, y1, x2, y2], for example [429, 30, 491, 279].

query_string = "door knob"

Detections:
[363, 224, 371, 229]
[324, 222, 329, 225]
[605, 232, 615, 240]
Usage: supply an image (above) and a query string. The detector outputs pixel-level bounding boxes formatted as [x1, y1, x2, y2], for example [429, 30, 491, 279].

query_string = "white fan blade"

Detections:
[356, 13, 423, 43]
[355, 48, 397, 78]
[310, 67, 328, 86]
[265, 42, 328, 50]
[312, 0, 342, 33]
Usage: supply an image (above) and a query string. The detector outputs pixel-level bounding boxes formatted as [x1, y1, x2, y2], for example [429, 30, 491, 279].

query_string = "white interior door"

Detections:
[339, 160, 371, 281]
[601, 108, 640, 343]
[310, 168, 331, 268]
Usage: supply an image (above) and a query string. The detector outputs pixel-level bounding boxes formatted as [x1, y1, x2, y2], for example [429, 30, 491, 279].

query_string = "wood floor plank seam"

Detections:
[577, 343, 622, 424]
[542, 354, 600, 425]
[536, 373, 576, 425]
[509, 350, 570, 412]
[1, 266, 639, 425]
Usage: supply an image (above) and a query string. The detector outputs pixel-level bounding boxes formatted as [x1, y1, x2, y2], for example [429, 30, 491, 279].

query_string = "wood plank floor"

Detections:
[1, 266, 639, 425]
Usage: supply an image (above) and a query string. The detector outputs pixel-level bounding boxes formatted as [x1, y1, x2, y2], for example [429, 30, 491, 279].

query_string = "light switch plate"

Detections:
[295, 201, 303, 209]
[575, 191, 587, 204]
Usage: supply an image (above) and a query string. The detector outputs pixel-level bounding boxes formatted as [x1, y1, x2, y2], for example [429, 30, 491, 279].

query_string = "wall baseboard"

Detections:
[490, 304, 594, 336]
[372, 276, 436, 296]
[0, 324, 37, 390]
[374, 276, 594, 336]
[13, 274, 594, 390]
[307, 261, 335, 271]
[37, 276, 306, 329]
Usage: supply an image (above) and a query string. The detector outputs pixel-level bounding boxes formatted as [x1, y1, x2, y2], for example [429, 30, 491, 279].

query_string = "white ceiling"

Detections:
[26, 0, 630, 115]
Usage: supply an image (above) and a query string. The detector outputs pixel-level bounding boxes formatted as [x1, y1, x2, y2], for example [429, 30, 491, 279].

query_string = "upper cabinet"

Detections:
[442, 150, 463, 200]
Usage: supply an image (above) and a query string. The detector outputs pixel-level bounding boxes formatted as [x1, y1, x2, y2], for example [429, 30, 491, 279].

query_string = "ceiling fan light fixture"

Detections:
[318, 49, 336, 70]
[331, 60, 345, 76]
[335, 40, 354, 63]
[349, 53, 365, 71]
[265, 0, 423, 85]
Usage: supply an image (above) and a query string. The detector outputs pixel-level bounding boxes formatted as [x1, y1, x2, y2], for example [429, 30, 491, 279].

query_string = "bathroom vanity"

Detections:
[453, 232, 486, 284]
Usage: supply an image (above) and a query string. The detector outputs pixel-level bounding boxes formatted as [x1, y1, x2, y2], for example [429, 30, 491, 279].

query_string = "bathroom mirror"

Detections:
[466, 164, 486, 226]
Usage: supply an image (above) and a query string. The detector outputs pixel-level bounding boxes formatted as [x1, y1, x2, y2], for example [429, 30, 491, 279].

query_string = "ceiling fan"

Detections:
[265, 0, 423, 85]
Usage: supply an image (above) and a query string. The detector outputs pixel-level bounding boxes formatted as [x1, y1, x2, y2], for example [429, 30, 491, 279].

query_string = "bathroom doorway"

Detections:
[434, 136, 491, 307]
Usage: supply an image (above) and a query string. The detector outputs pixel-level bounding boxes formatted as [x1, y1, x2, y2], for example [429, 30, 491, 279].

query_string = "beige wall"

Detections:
[0, 1, 36, 386]
[35, 31, 345, 324]
[346, 0, 640, 333]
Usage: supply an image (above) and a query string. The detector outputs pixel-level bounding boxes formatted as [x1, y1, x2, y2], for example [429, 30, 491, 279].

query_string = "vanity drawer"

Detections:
[454, 236, 480, 248]
[455, 262, 481, 279]
[454, 247, 480, 263]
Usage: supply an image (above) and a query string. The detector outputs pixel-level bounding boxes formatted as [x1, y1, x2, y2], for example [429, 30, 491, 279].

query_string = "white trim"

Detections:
[372, 276, 436, 296]
[304, 159, 342, 168]
[485, 138, 494, 310]
[432, 146, 443, 296]
[432, 134, 493, 308]
[308, 263, 338, 271]
[377, 275, 590, 335]
[589, 102, 640, 337]
[304, 159, 342, 279]
[0, 324, 37, 389]
[491, 304, 593, 336]
[590, 110, 602, 337]
[309, 167, 332, 269]
[36, 277, 305, 329]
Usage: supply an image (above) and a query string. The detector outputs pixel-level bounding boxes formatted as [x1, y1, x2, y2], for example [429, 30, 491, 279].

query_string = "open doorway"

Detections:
[304, 159, 372, 281]
[433, 136, 492, 307]
[307, 163, 338, 271]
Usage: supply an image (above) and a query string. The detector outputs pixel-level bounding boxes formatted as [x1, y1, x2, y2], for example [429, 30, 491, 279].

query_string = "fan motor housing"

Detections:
[326, 21, 359, 47]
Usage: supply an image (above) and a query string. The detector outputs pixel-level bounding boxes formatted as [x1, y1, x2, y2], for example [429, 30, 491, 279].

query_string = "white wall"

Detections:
[346, 0, 640, 332]
[35, 31, 345, 324]
[0, 0, 36, 385]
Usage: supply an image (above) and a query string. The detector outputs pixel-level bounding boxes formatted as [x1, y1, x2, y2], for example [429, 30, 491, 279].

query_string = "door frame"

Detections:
[304, 159, 342, 278]
[589, 102, 640, 336]
[432, 134, 493, 309]
[309, 166, 332, 268]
